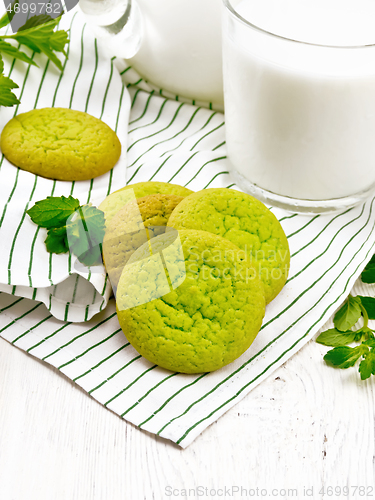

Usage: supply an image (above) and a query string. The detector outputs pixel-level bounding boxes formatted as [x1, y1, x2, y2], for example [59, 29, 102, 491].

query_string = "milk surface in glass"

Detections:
[223, 0, 375, 203]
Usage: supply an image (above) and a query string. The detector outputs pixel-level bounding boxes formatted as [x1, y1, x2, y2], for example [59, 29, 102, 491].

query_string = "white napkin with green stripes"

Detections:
[1, 9, 375, 447]
[0, 10, 130, 322]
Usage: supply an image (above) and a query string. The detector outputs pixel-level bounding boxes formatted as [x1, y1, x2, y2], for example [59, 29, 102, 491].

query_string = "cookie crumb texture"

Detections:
[103, 193, 184, 288]
[99, 181, 193, 225]
[168, 188, 290, 303]
[0, 108, 121, 181]
[116, 230, 266, 373]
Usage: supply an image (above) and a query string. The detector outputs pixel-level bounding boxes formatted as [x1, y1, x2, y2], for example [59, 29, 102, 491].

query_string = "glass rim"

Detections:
[222, 0, 375, 50]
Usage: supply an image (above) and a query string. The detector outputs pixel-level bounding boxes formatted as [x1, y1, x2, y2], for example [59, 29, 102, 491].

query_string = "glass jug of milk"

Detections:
[79, 0, 224, 108]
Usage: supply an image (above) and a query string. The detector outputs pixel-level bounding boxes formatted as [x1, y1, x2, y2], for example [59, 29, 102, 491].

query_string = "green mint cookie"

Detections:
[167, 188, 290, 303]
[116, 229, 266, 373]
[0, 108, 121, 181]
[99, 181, 193, 225]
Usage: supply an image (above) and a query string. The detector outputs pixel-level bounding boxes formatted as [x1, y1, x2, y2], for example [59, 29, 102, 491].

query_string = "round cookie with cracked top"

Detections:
[0, 108, 121, 181]
[116, 229, 266, 374]
[167, 188, 290, 303]
[99, 181, 193, 225]
[103, 193, 184, 289]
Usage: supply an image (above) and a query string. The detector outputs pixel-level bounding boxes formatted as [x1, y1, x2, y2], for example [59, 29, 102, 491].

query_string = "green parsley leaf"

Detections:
[0, 40, 37, 66]
[316, 328, 357, 347]
[333, 295, 362, 332]
[0, 73, 20, 106]
[45, 226, 69, 254]
[0, 53, 4, 74]
[66, 205, 106, 266]
[27, 196, 80, 228]
[358, 295, 375, 320]
[361, 254, 375, 284]
[324, 345, 368, 369]
[359, 349, 375, 380]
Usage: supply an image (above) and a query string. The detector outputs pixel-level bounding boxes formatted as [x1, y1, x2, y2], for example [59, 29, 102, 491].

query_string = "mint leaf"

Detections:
[18, 14, 55, 31]
[0, 12, 10, 30]
[75, 245, 103, 267]
[45, 226, 69, 254]
[361, 254, 375, 284]
[324, 345, 368, 369]
[356, 327, 375, 341]
[27, 197, 105, 265]
[0, 40, 37, 66]
[0, 0, 18, 29]
[358, 295, 375, 320]
[362, 269, 375, 284]
[316, 328, 357, 347]
[27, 196, 80, 228]
[48, 29, 68, 54]
[66, 205, 106, 266]
[359, 350, 375, 380]
[0, 74, 19, 106]
[333, 295, 362, 332]
[363, 337, 375, 347]
[9, 18, 67, 70]
[0, 13, 68, 108]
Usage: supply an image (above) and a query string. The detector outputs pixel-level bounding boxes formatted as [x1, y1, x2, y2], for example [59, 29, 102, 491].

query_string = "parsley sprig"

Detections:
[27, 196, 106, 267]
[317, 257, 375, 380]
[0, 10, 68, 107]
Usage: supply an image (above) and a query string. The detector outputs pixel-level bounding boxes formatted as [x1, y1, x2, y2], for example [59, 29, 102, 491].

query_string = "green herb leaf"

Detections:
[358, 295, 375, 320]
[316, 328, 357, 347]
[48, 29, 68, 54]
[0, 12, 68, 107]
[0, 0, 18, 29]
[356, 326, 375, 341]
[0, 40, 37, 66]
[76, 245, 103, 267]
[324, 345, 368, 369]
[363, 337, 375, 347]
[0, 53, 4, 74]
[27, 196, 80, 228]
[361, 254, 375, 284]
[333, 295, 362, 332]
[0, 73, 19, 106]
[66, 205, 106, 266]
[45, 226, 69, 254]
[9, 17, 67, 70]
[359, 349, 375, 380]
[0, 12, 10, 30]
[18, 14, 55, 31]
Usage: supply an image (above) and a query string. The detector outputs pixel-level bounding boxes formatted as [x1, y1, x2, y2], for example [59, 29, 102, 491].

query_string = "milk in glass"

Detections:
[223, 0, 375, 202]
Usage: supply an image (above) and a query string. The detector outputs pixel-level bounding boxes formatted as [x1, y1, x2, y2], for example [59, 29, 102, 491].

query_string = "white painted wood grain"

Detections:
[0, 279, 374, 500]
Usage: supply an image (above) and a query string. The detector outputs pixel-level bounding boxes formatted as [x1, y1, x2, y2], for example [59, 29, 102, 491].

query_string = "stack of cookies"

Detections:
[101, 182, 290, 374]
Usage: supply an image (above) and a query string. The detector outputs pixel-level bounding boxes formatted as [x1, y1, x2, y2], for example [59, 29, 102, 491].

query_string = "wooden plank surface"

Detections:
[0, 280, 374, 500]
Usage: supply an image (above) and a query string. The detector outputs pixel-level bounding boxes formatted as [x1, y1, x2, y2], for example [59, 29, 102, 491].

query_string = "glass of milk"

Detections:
[222, 0, 375, 213]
